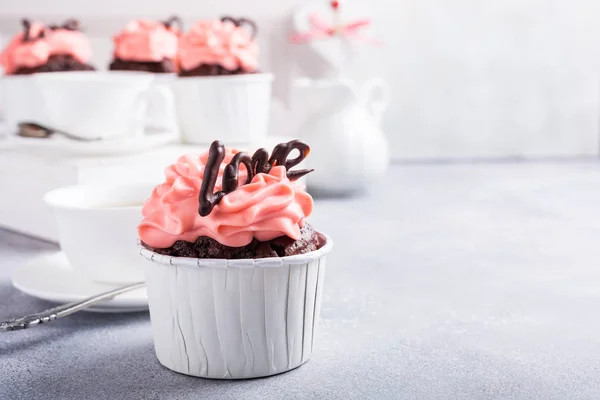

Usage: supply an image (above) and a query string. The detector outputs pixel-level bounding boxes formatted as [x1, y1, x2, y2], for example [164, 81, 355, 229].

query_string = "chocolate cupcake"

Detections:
[178, 17, 259, 77]
[138, 139, 333, 379]
[0, 19, 95, 75]
[109, 17, 181, 73]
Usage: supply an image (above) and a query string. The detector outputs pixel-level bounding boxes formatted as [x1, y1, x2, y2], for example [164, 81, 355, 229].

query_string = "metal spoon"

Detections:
[0, 282, 145, 332]
[17, 122, 102, 142]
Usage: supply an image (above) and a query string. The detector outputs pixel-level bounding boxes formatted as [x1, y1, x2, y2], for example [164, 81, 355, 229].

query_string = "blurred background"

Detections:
[3, 0, 598, 160]
[4, 2, 600, 397]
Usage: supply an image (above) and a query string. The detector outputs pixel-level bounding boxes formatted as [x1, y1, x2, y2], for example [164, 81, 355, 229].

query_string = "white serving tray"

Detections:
[0, 145, 197, 241]
[0, 130, 178, 156]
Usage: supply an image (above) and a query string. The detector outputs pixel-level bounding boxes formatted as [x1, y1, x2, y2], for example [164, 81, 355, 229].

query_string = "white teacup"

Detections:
[35, 71, 172, 140]
[44, 183, 155, 284]
[172, 73, 273, 145]
[0, 75, 48, 134]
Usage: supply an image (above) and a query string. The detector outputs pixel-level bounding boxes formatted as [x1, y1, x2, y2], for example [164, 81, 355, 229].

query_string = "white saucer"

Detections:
[0, 129, 178, 156]
[12, 252, 148, 313]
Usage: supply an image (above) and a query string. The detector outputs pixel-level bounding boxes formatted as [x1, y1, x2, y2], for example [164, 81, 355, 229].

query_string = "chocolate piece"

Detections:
[21, 19, 31, 41]
[143, 223, 322, 259]
[198, 140, 313, 217]
[162, 15, 183, 31]
[108, 57, 176, 73]
[249, 140, 313, 179]
[287, 169, 313, 181]
[61, 19, 80, 31]
[199, 141, 228, 216]
[222, 152, 253, 192]
[22, 18, 81, 43]
[21, 19, 46, 42]
[251, 148, 270, 174]
[269, 140, 310, 169]
[198, 141, 254, 216]
[49, 19, 81, 31]
[220, 16, 258, 39]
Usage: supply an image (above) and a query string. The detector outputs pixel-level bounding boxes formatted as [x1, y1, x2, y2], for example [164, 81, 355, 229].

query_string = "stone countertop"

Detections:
[2, 162, 600, 400]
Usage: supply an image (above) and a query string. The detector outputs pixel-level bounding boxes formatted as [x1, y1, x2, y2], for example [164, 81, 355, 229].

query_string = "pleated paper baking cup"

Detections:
[139, 234, 333, 379]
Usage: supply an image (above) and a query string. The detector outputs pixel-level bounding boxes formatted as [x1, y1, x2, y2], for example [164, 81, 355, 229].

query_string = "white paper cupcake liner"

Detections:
[139, 234, 333, 379]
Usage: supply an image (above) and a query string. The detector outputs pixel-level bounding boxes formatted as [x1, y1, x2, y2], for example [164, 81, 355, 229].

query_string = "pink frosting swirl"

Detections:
[138, 150, 313, 249]
[0, 22, 92, 74]
[178, 20, 259, 72]
[113, 20, 179, 62]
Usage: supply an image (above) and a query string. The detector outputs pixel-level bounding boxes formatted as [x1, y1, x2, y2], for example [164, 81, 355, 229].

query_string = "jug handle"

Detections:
[362, 78, 390, 125]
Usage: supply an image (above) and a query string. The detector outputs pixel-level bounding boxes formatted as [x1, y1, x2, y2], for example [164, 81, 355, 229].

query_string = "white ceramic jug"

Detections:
[294, 77, 390, 195]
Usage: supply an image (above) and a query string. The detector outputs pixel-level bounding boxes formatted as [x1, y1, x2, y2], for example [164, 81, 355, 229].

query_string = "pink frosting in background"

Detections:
[0, 22, 92, 74]
[178, 20, 259, 72]
[138, 150, 313, 249]
[47, 28, 93, 63]
[113, 20, 179, 62]
[0, 22, 45, 74]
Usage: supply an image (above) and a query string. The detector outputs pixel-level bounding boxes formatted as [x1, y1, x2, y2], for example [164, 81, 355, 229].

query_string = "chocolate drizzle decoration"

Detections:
[50, 19, 81, 31]
[22, 18, 82, 43]
[220, 16, 258, 39]
[162, 15, 183, 31]
[198, 140, 313, 217]
[21, 19, 45, 42]
[21, 19, 31, 41]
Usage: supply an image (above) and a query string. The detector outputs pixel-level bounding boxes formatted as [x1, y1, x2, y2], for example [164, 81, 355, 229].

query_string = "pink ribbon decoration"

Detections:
[291, 12, 379, 44]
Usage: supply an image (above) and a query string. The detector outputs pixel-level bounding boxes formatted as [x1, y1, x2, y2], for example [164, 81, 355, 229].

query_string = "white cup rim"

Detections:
[44, 183, 154, 211]
[34, 70, 156, 84]
[0, 74, 34, 81]
[175, 72, 274, 84]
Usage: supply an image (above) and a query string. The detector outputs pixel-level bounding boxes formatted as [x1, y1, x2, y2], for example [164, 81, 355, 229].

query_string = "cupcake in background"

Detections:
[172, 16, 271, 144]
[0, 19, 95, 75]
[109, 17, 181, 73]
[178, 16, 259, 76]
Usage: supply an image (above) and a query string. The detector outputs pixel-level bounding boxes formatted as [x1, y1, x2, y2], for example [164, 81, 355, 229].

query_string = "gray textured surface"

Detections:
[2, 162, 600, 399]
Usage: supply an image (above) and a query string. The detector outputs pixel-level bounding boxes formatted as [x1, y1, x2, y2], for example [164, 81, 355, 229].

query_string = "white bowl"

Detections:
[35, 71, 170, 140]
[140, 234, 333, 379]
[173, 73, 273, 145]
[44, 183, 155, 284]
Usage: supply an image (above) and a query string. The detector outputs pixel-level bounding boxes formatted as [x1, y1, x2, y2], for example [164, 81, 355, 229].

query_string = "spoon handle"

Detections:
[0, 282, 145, 332]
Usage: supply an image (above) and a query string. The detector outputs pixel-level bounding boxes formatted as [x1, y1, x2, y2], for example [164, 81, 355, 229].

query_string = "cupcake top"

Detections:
[178, 17, 259, 73]
[113, 17, 180, 63]
[138, 140, 314, 249]
[0, 19, 92, 75]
